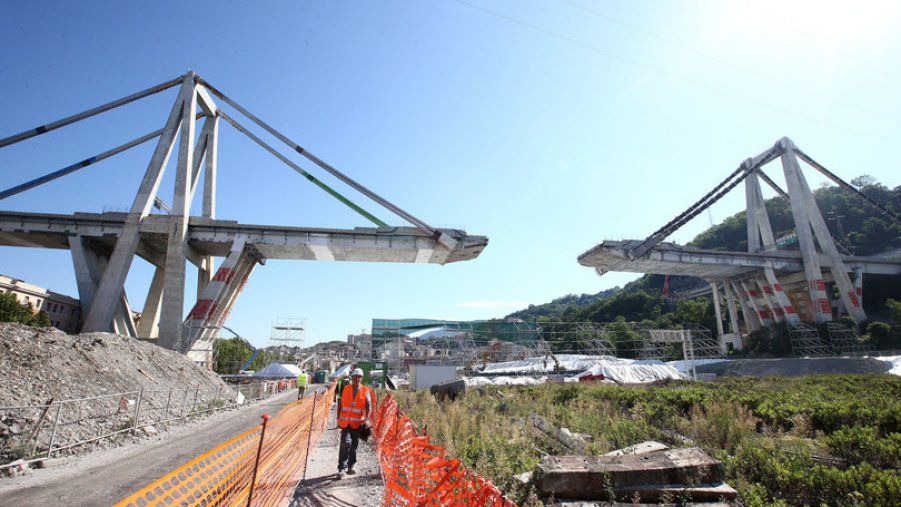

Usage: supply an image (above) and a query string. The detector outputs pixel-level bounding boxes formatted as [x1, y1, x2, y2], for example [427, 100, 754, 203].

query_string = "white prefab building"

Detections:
[409, 364, 457, 390]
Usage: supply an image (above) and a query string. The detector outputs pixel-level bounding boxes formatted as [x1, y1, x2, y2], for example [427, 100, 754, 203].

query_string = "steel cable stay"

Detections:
[793, 147, 901, 225]
[195, 76, 443, 240]
[217, 110, 388, 228]
[0, 113, 205, 201]
[0, 71, 446, 238]
[0, 76, 183, 149]
[626, 140, 897, 261]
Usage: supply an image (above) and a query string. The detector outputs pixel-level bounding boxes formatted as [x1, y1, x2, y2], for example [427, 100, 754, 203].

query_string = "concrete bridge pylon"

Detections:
[578, 137, 900, 348]
[0, 72, 488, 358]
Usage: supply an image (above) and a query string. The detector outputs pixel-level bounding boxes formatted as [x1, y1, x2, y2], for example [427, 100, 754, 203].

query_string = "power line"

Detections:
[449, 0, 901, 144]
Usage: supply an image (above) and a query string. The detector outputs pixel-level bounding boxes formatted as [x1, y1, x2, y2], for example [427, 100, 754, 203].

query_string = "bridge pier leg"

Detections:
[69, 235, 101, 319]
[737, 281, 766, 330]
[137, 267, 166, 339]
[82, 77, 193, 335]
[709, 282, 726, 352]
[158, 78, 199, 351]
[723, 282, 742, 335]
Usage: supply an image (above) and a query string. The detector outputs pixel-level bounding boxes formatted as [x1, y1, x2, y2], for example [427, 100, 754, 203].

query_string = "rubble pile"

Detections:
[0, 323, 233, 465]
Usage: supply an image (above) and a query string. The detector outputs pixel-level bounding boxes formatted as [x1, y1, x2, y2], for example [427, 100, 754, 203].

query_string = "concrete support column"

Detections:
[853, 271, 863, 309]
[82, 77, 192, 333]
[158, 77, 200, 350]
[742, 281, 772, 327]
[755, 278, 784, 323]
[137, 267, 166, 338]
[732, 282, 761, 332]
[710, 282, 726, 352]
[68, 235, 102, 320]
[762, 269, 801, 324]
[780, 140, 833, 322]
[723, 282, 741, 335]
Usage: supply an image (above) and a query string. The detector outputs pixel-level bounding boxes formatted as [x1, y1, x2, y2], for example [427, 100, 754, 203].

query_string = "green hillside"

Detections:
[503, 179, 901, 343]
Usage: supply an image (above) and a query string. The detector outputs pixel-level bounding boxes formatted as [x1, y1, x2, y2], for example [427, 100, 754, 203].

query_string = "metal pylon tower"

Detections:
[0, 71, 488, 359]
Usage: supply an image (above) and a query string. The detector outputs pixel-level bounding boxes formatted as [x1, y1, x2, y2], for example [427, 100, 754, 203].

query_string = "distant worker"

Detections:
[297, 370, 308, 400]
[334, 366, 353, 402]
[335, 368, 371, 479]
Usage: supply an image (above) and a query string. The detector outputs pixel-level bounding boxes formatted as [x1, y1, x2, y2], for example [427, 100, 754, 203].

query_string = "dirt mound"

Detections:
[0, 323, 234, 464]
[696, 357, 890, 377]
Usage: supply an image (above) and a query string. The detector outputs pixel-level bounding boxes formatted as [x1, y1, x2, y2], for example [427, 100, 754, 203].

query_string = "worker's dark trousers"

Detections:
[337, 426, 361, 471]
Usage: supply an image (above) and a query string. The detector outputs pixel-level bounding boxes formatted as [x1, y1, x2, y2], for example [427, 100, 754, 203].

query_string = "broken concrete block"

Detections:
[603, 440, 669, 457]
[430, 379, 466, 401]
[536, 448, 737, 502]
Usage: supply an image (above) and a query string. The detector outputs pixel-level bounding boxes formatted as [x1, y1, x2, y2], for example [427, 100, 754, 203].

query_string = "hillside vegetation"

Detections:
[504, 179, 901, 350]
[396, 375, 901, 506]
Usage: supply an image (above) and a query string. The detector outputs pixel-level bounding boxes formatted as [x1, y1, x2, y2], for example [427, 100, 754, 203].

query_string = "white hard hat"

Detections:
[352, 368, 364, 377]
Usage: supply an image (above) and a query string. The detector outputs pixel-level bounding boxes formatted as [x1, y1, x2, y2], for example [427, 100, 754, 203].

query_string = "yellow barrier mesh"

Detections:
[116, 384, 334, 507]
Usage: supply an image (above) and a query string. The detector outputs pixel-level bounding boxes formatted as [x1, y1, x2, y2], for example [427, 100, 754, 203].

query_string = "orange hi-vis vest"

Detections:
[337, 384, 371, 429]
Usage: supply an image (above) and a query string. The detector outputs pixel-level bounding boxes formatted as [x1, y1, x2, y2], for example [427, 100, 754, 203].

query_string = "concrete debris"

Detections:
[0, 323, 234, 464]
[536, 444, 737, 503]
[603, 440, 668, 457]
[429, 379, 466, 401]
[528, 414, 589, 454]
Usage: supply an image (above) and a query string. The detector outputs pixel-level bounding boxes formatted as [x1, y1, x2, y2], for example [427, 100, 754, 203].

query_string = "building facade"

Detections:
[0, 274, 82, 333]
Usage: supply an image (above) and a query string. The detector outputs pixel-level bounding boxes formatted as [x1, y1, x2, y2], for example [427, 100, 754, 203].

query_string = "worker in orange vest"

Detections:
[336, 368, 372, 479]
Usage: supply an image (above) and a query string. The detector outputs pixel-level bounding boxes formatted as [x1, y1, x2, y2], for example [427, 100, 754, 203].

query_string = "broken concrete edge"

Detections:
[603, 440, 669, 457]
[536, 447, 734, 501]
[543, 481, 738, 503]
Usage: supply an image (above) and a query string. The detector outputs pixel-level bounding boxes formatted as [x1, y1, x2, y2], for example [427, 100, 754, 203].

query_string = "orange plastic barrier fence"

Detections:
[372, 395, 518, 507]
[117, 384, 334, 507]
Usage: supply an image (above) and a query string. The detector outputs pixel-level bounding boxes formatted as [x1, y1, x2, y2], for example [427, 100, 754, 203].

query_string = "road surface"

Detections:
[0, 387, 312, 506]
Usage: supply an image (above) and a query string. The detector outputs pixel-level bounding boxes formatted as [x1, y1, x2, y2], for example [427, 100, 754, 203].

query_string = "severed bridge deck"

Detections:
[579, 239, 901, 280]
[0, 211, 487, 266]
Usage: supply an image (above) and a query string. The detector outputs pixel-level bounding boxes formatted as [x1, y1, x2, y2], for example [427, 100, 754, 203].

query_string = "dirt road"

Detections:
[0, 387, 309, 506]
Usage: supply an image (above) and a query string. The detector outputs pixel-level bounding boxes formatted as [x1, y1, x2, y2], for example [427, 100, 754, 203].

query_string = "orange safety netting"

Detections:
[116, 384, 334, 507]
[372, 394, 519, 507]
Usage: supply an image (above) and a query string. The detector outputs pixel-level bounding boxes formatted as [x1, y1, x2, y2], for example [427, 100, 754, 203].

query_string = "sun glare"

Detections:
[714, 0, 897, 42]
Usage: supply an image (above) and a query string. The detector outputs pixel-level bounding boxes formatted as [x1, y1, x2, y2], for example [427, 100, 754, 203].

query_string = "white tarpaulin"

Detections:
[475, 355, 686, 384]
[253, 362, 301, 379]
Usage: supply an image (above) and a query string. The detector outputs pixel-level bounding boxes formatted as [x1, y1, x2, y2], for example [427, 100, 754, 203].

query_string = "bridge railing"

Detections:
[0, 379, 294, 471]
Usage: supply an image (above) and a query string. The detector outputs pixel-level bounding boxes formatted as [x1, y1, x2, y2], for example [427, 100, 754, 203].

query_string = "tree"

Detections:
[29, 310, 51, 327]
[0, 293, 33, 323]
[0, 293, 50, 327]
[676, 299, 708, 324]
[214, 336, 255, 374]
[850, 175, 877, 188]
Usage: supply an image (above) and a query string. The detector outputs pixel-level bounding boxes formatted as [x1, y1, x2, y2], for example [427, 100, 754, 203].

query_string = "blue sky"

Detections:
[1, 1, 899, 348]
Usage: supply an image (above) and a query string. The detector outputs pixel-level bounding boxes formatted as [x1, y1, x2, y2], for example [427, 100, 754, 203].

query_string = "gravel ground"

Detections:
[290, 403, 384, 507]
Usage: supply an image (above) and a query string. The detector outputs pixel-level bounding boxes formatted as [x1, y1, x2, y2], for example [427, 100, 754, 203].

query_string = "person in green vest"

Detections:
[334, 370, 350, 403]
[297, 370, 308, 400]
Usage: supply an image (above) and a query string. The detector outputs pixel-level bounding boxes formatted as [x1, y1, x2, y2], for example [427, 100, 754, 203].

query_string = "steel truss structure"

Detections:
[370, 318, 720, 372]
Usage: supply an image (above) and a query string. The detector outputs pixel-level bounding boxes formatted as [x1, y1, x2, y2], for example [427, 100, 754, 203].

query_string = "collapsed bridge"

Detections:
[0, 71, 487, 362]
[579, 137, 901, 355]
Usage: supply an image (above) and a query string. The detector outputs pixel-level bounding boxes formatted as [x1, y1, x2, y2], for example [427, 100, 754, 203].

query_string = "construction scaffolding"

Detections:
[788, 322, 833, 357]
[369, 318, 722, 372]
[268, 318, 305, 350]
[826, 322, 869, 355]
